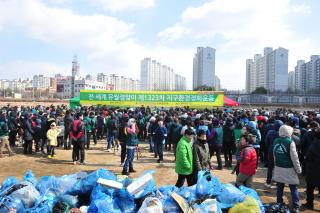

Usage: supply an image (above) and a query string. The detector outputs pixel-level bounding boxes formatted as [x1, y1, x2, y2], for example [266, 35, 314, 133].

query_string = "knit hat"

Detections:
[279, 125, 293, 138]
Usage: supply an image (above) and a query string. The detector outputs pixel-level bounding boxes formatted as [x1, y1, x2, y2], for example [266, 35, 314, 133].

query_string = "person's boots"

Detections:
[129, 166, 136, 173]
[224, 160, 228, 167]
[122, 168, 130, 175]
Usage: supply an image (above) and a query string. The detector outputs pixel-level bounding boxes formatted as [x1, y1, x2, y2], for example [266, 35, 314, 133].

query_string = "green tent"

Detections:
[69, 96, 80, 109]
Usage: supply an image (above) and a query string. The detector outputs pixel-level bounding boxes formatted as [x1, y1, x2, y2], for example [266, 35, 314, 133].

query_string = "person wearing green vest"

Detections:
[273, 125, 301, 213]
[175, 128, 195, 187]
[86, 112, 97, 149]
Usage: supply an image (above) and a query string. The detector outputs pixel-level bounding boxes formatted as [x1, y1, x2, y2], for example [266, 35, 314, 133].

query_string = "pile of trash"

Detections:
[0, 169, 266, 213]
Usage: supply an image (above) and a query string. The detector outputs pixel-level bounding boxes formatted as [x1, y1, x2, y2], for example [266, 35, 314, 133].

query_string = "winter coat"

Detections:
[208, 126, 223, 146]
[301, 130, 316, 157]
[273, 125, 301, 185]
[192, 139, 210, 173]
[47, 128, 61, 146]
[239, 145, 257, 176]
[0, 119, 8, 137]
[70, 120, 86, 143]
[125, 125, 139, 147]
[23, 118, 34, 141]
[176, 136, 193, 175]
[171, 123, 183, 145]
[64, 115, 74, 132]
[223, 124, 235, 148]
[154, 126, 167, 144]
[305, 137, 320, 186]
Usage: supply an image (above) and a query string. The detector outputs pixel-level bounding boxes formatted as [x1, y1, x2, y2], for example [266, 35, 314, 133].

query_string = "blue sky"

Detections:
[0, 0, 319, 90]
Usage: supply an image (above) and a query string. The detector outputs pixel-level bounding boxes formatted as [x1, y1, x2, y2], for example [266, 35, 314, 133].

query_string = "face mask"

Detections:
[198, 139, 206, 143]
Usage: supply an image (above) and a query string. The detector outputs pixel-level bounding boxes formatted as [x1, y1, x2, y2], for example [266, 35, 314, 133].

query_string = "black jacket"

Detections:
[306, 138, 320, 186]
[23, 118, 34, 141]
[223, 124, 235, 146]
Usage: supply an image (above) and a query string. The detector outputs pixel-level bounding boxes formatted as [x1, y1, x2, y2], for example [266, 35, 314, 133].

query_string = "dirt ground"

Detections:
[0, 139, 319, 212]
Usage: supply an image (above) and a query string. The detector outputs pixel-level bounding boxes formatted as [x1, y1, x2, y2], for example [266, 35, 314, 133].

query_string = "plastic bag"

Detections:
[177, 185, 197, 203]
[229, 196, 260, 213]
[216, 184, 245, 209]
[59, 194, 78, 208]
[265, 203, 290, 213]
[196, 171, 223, 197]
[239, 185, 265, 213]
[70, 169, 116, 196]
[193, 199, 222, 213]
[52, 200, 70, 213]
[115, 188, 136, 213]
[0, 177, 18, 196]
[137, 197, 163, 213]
[157, 186, 180, 213]
[87, 192, 122, 213]
[36, 176, 60, 195]
[23, 170, 37, 185]
[59, 172, 88, 195]
[27, 191, 56, 213]
[0, 196, 25, 213]
[10, 182, 40, 208]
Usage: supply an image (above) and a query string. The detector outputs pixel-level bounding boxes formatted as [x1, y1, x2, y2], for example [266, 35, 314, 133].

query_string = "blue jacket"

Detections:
[155, 126, 167, 143]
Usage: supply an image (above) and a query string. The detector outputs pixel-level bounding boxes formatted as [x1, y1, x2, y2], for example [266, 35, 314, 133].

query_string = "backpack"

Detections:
[0, 121, 8, 136]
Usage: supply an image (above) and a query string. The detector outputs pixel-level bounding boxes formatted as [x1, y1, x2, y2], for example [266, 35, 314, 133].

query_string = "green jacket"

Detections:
[176, 136, 193, 175]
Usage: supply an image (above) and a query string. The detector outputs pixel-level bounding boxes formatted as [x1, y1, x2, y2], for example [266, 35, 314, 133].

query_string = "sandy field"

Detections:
[0, 139, 319, 212]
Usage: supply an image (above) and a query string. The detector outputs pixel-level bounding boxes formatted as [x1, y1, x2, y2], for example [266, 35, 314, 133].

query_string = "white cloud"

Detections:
[158, 0, 318, 89]
[0, 61, 69, 79]
[93, 0, 155, 12]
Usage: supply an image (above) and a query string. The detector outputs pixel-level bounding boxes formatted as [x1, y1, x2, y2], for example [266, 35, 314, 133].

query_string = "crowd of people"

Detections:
[0, 104, 320, 212]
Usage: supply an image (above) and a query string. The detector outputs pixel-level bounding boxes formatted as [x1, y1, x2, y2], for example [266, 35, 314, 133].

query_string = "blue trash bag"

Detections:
[0, 177, 18, 196]
[70, 169, 116, 196]
[193, 199, 223, 213]
[157, 186, 180, 213]
[91, 183, 120, 201]
[196, 170, 223, 197]
[87, 191, 121, 213]
[23, 170, 37, 185]
[26, 191, 56, 213]
[177, 185, 197, 203]
[216, 184, 245, 209]
[115, 188, 136, 213]
[9, 182, 40, 208]
[0, 196, 25, 213]
[36, 176, 61, 195]
[58, 172, 88, 195]
[239, 185, 265, 213]
[58, 194, 78, 208]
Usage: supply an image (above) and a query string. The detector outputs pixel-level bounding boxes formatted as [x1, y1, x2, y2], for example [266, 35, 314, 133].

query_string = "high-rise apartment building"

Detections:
[193, 47, 216, 90]
[246, 47, 288, 92]
[140, 58, 185, 91]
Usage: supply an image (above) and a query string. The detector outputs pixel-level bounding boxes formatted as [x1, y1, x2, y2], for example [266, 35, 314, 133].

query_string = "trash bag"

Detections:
[137, 197, 163, 213]
[115, 188, 136, 213]
[216, 184, 245, 209]
[239, 185, 265, 213]
[59, 172, 88, 195]
[0, 196, 25, 213]
[229, 196, 260, 213]
[196, 170, 223, 197]
[10, 182, 40, 208]
[27, 191, 56, 213]
[87, 192, 121, 213]
[265, 203, 290, 213]
[23, 170, 37, 185]
[59, 194, 78, 208]
[193, 198, 222, 213]
[0, 177, 18, 196]
[70, 169, 116, 196]
[36, 176, 60, 195]
[157, 186, 180, 213]
[52, 200, 70, 213]
[177, 185, 197, 203]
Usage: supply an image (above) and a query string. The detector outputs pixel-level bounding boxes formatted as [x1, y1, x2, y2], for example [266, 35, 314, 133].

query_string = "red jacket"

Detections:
[239, 145, 257, 176]
[70, 120, 84, 140]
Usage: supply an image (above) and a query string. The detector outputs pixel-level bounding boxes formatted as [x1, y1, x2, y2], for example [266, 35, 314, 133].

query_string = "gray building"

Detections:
[193, 47, 216, 89]
[246, 47, 288, 92]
